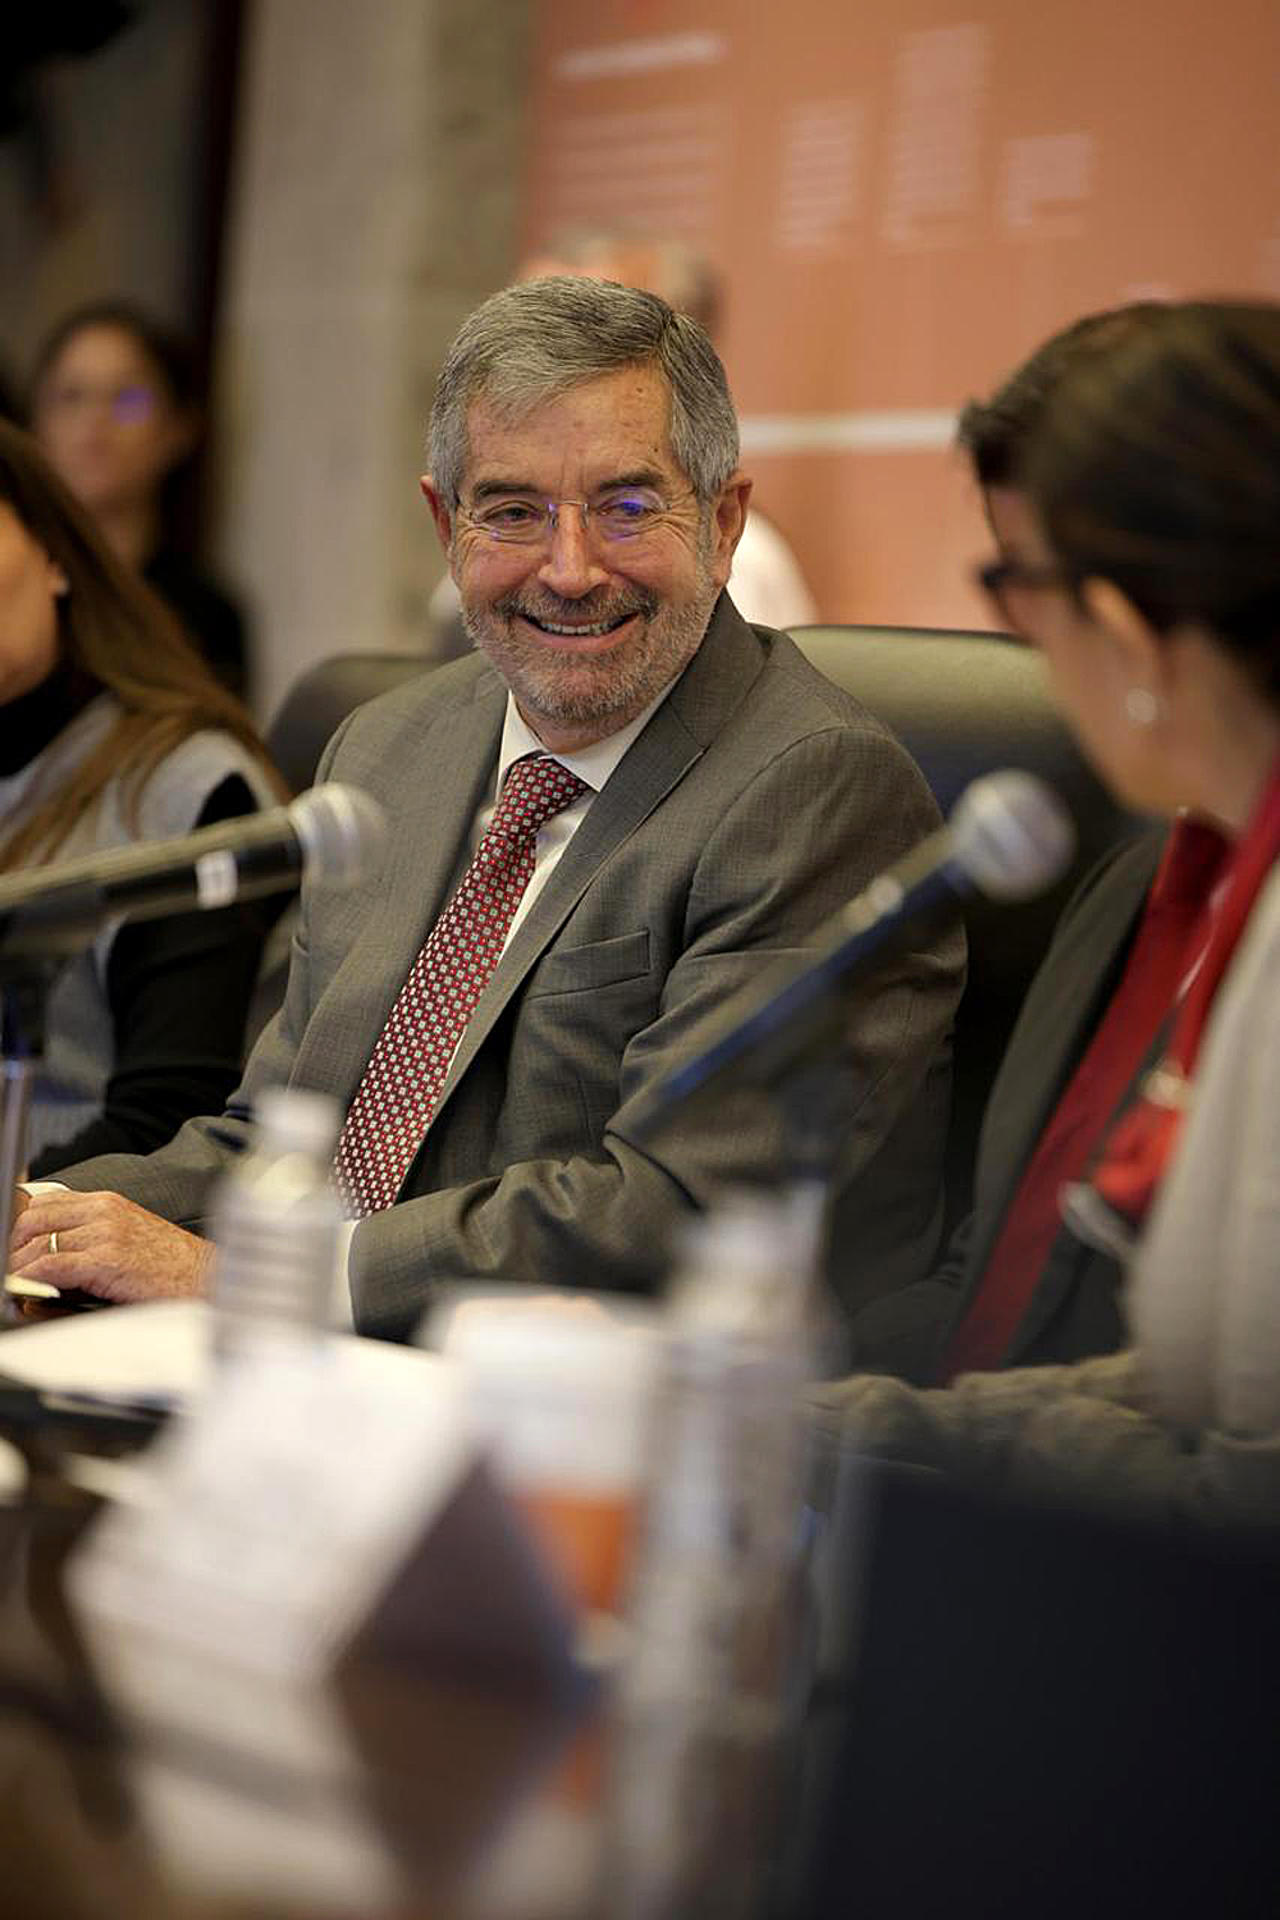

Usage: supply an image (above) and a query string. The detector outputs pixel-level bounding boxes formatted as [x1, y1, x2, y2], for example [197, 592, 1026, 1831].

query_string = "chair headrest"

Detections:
[788, 622, 1143, 996]
[265, 652, 432, 796]
[789, 625, 1113, 825]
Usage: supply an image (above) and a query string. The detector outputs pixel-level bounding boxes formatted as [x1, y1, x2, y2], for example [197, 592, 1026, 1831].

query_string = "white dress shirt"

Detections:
[480, 686, 670, 953]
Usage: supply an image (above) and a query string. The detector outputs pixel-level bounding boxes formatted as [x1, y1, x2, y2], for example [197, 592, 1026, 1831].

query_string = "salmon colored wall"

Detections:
[523, 0, 1280, 627]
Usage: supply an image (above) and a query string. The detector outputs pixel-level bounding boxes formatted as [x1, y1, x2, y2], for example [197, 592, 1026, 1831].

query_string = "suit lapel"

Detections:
[1007, 981, 1173, 1363]
[978, 920, 1138, 1237]
[292, 667, 506, 1102]
[960, 832, 1167, 1353]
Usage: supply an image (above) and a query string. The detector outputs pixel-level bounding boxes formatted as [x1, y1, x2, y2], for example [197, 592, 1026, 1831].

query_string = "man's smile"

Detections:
[514, 606, 642, 649]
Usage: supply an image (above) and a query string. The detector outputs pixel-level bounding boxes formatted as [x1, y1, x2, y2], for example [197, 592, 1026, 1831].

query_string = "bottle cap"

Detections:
[253, 1085, 341, 1158]
[429, 1289, 660, 1492]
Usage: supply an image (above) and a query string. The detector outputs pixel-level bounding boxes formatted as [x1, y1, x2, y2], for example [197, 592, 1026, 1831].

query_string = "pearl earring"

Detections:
[1125, 686, 1161, 729]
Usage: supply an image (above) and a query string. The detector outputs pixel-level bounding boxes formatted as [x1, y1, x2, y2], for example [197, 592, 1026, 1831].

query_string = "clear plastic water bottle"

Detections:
[209, 1086, 344, 1364]
[605, 1184, 825, 1919]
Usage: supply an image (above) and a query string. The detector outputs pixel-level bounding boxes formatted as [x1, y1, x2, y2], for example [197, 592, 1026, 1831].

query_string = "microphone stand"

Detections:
[0, 961, 57, 1313]
[779, 1054, 859, 1188]
[0, 900, 135, 1295]
[629, 879, 962, 1152]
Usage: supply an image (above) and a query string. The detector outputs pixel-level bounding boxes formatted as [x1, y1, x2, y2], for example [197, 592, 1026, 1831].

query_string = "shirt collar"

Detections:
[495, 677, 677, 797]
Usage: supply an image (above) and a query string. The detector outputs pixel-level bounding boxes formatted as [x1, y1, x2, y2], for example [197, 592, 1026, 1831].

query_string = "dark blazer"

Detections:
[850, 828, 1168, 1383]
[62, 596, 964, 1341]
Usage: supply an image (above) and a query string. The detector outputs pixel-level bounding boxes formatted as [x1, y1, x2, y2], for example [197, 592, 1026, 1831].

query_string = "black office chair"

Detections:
[265, 650, 438, 797]
[787, 625, 1142, 1227]
[793, 1462, 1280, 1920]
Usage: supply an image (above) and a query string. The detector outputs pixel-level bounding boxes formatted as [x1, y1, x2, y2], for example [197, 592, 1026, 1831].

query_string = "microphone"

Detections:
[0, 784, 387, 960]
[630, 770, 1074, 1139]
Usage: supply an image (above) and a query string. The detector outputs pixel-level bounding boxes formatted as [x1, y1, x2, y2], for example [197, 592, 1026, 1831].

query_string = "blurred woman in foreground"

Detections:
[0, 421, 282, 1176]
[816, 300, 1280, 1530]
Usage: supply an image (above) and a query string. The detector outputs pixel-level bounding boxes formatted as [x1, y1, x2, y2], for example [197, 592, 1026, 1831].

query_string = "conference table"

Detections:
[0, 1405, 617, 1920]
[2, 1309, 1280, 1920]
[0, 1301, 803, 1920]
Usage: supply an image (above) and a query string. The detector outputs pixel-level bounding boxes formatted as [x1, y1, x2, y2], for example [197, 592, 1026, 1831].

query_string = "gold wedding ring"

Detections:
[48, 1231, 58, 1257]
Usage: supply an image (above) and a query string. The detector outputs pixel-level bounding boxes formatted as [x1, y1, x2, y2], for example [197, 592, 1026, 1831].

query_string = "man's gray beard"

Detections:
[460, 578, 719, 730]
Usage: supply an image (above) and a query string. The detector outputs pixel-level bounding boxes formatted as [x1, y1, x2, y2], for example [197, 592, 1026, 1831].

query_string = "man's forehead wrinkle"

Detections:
[466, 362, 678, 434]
[468, 466, 670, 503]
[467, 348, 660, 408]
[462, 372, 685, 501]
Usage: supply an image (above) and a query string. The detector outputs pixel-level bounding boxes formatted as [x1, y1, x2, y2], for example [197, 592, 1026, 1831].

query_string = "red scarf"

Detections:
[1091, 755, 1280, 1230]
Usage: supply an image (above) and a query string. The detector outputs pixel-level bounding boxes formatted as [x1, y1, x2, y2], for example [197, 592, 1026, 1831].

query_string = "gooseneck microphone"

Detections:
[0, 784, 387, 961]
[630, 770, 1075, 1139]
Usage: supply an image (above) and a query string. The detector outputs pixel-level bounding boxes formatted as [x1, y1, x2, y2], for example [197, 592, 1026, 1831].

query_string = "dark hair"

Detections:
[0, 359, 20, 425]
[0, 420, 282, 865]
[957, 303, 1169, 488]
[961, 300, 1280, 704]
[29, 299, 200, 414]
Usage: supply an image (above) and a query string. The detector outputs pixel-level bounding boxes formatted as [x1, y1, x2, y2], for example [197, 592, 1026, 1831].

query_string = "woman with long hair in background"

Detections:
[0, 420, 283, 1177]
[29, 300, 251, 701]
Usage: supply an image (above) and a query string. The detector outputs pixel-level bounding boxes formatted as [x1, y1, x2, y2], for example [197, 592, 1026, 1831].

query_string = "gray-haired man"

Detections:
[13, 278, 962, 1339]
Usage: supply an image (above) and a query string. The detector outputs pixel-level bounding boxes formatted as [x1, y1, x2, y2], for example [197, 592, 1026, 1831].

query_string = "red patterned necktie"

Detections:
[334, 752, 588, 1216]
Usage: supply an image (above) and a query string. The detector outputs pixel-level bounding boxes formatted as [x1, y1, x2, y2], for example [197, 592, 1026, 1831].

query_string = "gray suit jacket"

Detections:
[61, 596, 964, 1340]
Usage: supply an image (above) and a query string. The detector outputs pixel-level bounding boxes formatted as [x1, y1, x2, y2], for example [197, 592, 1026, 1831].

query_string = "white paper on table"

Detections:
[69, 1339, 473, 1679]
[60, 1336, 489, 1915]
[0, 1298, 212, 1405]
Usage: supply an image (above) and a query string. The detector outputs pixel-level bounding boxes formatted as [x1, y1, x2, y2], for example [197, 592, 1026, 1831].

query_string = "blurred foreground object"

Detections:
[208, 1085, 343, 1363]
[794, 1455, 1280, 1919]
[429, 1288, 660, 1618]
[604, 1189, 824, 1919]
[68, 1331, 583, 1912]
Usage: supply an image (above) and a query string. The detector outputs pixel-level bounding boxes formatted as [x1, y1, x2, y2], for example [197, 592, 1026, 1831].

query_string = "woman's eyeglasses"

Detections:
[974, 557, 1072, 628]
[40, 382, 160, 426]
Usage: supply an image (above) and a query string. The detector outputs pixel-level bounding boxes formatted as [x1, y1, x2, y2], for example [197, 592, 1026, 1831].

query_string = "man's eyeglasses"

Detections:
[459, 486, 694, 547]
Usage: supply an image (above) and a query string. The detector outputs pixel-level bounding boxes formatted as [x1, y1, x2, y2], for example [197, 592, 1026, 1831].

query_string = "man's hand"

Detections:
[9, 1190, 213, 1304]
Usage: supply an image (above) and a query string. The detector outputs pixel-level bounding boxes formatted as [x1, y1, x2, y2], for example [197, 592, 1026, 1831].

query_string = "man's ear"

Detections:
[419, 475, 455, 555]
[710, 473, 752, 587]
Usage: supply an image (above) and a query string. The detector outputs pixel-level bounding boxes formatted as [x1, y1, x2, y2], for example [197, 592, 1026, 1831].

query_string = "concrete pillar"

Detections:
[213, 0, 530, 722]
